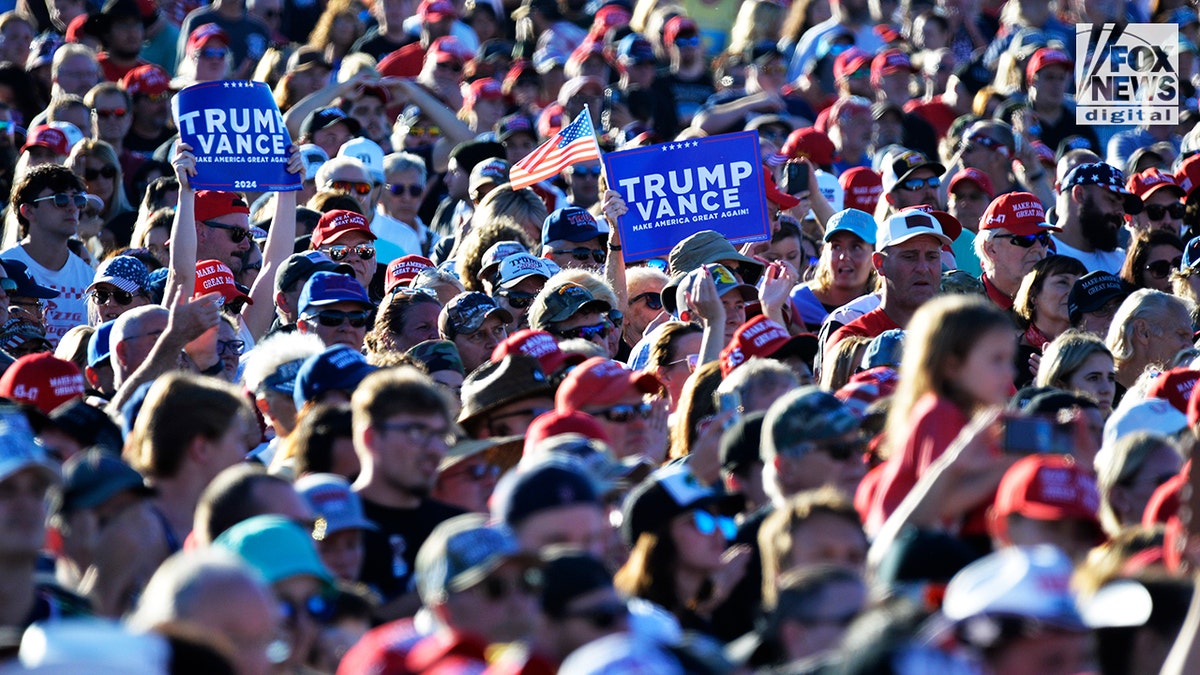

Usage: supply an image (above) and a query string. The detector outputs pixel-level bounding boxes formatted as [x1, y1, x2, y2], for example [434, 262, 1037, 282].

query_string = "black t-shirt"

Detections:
[125, 128, 177, 160]
[351, 28, 414, 62]
[656, 68, 715, 128]
[359, 497, 466, 602]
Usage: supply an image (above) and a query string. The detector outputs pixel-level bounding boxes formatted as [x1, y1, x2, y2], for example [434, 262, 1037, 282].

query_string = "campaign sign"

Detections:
[603, 132, 769, 262]
[172, 80, 300, 192]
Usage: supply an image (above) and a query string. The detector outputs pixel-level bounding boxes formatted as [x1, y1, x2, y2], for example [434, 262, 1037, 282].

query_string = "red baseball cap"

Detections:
[993, 454, 1101, 524]
[194, 190, 249, 222]
[779, 128, 835, 167]
[719, 316, 818, 377]
[120, 64, 171, 97]
[0, 353, 85, 414]
[385, 255, 433, 293]
[524, 409, 611, 454]
[20, 125, 68, 157]
[195, 260, 252, 305]
[464, 78, 504, 109]
[492, 328, 584, 377]
[839, 167, 883, 213]
[1177, 154, 1200, 204]
[978, 192, 1061, 236]
[418, 0, 457, 21]
[1147, 368, 1200, 415]
[186, 23, 228, 54]
[1127, 167, 1186, 201]
[663, 15, 698, 46]
[947, 167, 995, 199]
[1026, 47, 1072, 84]
[763, 173, 800, 209]
[1143, 463, 1187, 527]
[311, 210, 377, 248]
[870, 48, 914, 86]
[833, 47, 872, 82]
[556, 357, 663, 412]
[429, 36, 472, 65]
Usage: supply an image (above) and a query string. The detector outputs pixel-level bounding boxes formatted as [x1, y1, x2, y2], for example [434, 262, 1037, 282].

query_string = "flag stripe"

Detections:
[509, 111, 601, 191]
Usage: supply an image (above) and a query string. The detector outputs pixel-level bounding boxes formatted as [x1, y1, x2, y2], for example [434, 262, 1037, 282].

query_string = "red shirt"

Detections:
[98, 53, 147, 83]
[981, 273, 1014, 311]
[825, 307, 901, 362]
[378, 42, 424, 78]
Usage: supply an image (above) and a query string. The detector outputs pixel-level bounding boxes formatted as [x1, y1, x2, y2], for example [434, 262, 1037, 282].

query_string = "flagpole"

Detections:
[582, 104, 628, 315]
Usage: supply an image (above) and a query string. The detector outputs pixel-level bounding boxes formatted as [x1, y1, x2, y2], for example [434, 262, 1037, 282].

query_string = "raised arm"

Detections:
[600, 185, 628, 312]
[165, 142, 198, 308]
[242, 147, 303, 340]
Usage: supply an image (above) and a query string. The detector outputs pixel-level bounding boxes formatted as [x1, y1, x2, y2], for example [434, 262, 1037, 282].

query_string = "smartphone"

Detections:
[714, 391, 742, 430]
[781, 162, 809, 195]
[1002, 416, 1054, 454]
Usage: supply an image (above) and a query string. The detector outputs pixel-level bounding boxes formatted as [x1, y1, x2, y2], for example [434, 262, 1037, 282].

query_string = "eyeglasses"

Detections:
[548, 247, 606, 264]
[563, 601, 628, 629]
[141, 91, 171, 103]
[93, 108, 127, 119]
[898, 176, 940, 191]
[12, 298, 43, 315]
[203, 220, 250, 243]
[89, 288, 136, 305]
[673, 36, 700, 48]
[279, 594, 333, 624]
[304, 309, 371, 328]
[595, 401, 653, 423]
[551, 322, 609, 341]
[630, 291, 663, 311]
[1146, 257, 1184, 280]
[199, 48, 228, 60]
[322, 244, 375, 261]
[405, 125, 441, 139]
[691, 510, 737, 539]
[376, 420, 457, 447]
[218, 339, 246, 356]
[496, 288, 536, 309]
[386, 183, 423, 197]
[329, 180, 373, 195]
[1144, 202, 1186, 220]
[666, 353, 699, 371]
[32, 192, 87, 208]
[446, 463, 502, 481]
[479, 569, 541, 601]
[0, 278, 15, 294]
[997, 232, 1052, 248]
[84, 165, 118, 181]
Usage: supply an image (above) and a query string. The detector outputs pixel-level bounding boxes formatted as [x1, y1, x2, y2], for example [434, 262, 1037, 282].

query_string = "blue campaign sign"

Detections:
[172, 81, 300, 192]
[603, 132, 770, 261]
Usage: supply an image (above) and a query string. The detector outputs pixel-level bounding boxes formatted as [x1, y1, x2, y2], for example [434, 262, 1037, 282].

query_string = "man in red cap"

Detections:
[309, 210, 378, 291]
[556, 357, 666, 463]
[1026, 47, 1099, 154]
[832, 47, 873, 99]
[947, 168, 994, 235]
[462, 79, 505, 138]
[193, 189, 252, 275]
[826, 97, 873, 174]
[120, 64, 174, 158]
[975, 192, 1059, 310]
[989, 454, 1104, 564]
[1127, 168, 1186, 238]
[870, 49, 915, 108]
[176, 0, 271, 75]
[658, 16, 712, 128]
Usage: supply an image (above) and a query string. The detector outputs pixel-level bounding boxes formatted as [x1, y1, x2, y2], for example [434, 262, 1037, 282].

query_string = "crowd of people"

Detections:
[1, 0, 1200, 672]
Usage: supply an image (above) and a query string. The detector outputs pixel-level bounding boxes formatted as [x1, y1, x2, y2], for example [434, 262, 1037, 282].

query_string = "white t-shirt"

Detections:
[1050, 237, 1126, 275]
[371, 210, 421, 262]
[1, 246, 94, 346]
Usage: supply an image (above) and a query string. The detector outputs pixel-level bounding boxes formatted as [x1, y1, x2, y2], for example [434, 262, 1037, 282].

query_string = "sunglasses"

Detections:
[480, 571, 540, 601]
[93, 108, 127, 119]
[202, 220, 250, 243]
[1144, 202, 1186, 220]
[386, 183, 423, 197]
[596, 401, 653, 423]
[90, 288, 136, 305]
[899, 176, 940, 191]
[406, 125, 441, 138]
[199, 48, 228, 59]
[323, 243, 375, 261]
[563, 601, 628, 629]
[0, 120, 13, 134]
[32, 192, 87, 208]
[967, 134, 1011, 158]
[569, 165, 602, 177]
[673, 35, 700, 48]
[757, 63, 787, 76]
[0, 279, 15, 294]
[630, 291, 663, 311]
[549, 247, 606, 264]
[997, 232, 1052, 248]
[551, 322, 609, 341]
[218, 339, 246, 356]
[692, 510, 737, 539]
[436, 60, 464, 73]
[305, 309, 371, 327]
[330, 180, 373, 195]
[667, 353, 700, 371]
[1146, 257, 1184, 280]
[496, 288, 536, 309]
[279, 594, 333, 623]
[84, 165, 118, 181]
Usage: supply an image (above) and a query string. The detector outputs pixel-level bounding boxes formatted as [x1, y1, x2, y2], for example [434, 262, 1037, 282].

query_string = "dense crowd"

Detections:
[1, 0, 1200, 673]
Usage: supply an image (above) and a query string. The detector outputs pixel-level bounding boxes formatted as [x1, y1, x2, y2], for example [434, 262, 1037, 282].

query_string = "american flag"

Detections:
[509, 108, 601, 190]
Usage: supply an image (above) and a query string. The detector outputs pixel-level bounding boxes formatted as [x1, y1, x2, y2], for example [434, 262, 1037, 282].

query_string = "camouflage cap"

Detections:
[530, 282, 611, 330]
[941, 269, 986, 296]
[762, 385, 860, 461]
[407, 339, 466, 375]
[439, 292, 514, 340]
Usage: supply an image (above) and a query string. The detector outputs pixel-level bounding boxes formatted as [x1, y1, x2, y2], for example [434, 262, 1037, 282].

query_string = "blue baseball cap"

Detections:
[87, 320, 115, 369]
[824, 208, 877, 245]
[542, 207, 603, 246]
[0, 258, 59, 299]
[294, 345, 378, 408]
[298, 271, 372, 318]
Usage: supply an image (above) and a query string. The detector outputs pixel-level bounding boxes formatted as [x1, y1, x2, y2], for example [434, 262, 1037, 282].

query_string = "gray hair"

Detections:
[315, 155, 370, 188]
[109, 306, 168, 370]
[972, 227, 1001, 273]
[1105, 289, 1190, 364]
[718, 359, 798, 412]
[382, 152, 428, 184]
[126, 549, 267, 632]
[1095, 432, 1181, 536]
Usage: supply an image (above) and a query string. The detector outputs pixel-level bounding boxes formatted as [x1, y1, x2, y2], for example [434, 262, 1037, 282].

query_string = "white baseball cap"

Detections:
[875, 209, 953, 249]
[942, 544, 1085, 629]
[337, 137, 385, 183]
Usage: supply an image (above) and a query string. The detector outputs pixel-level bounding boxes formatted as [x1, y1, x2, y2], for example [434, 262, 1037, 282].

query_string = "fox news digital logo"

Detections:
[1076, 23, 1179, 126]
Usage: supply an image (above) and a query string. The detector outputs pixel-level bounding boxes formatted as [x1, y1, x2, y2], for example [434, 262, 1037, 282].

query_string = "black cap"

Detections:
[300, 107, 362, 140]
[1067, 271, 1131, 324]
[49, 399, 124, 455]
[57, 448, 154, 515]
[495, 459, 602, 528]
[540, 550, 614, 617]
[449, 140, 506, 174]
[274, 251, 353, 294]
[719, 411, 765, 475]
[0, 258, 60, 299]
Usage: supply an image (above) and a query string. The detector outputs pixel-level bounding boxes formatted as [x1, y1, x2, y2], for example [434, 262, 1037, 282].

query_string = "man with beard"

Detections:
[1051, 162, 1143, 274]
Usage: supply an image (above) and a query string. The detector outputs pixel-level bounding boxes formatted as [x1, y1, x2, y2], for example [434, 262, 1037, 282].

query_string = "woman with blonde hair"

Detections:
[308, 0, 365, 75]
[67, 139, 134, 252]
[727, 0, 787, 56]
[1036, 330, 1117, 416]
